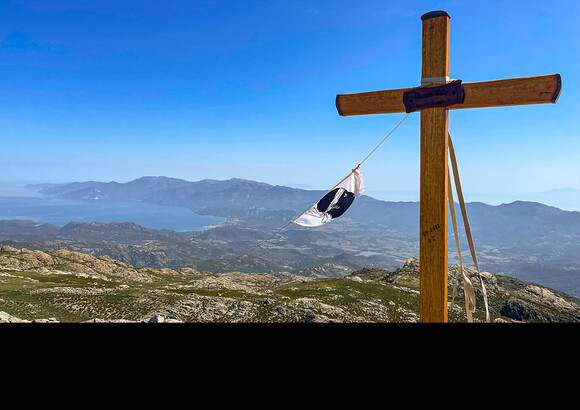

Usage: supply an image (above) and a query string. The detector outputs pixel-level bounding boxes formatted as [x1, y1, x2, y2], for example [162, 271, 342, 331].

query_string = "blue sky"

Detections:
[1, 0, 579, 210]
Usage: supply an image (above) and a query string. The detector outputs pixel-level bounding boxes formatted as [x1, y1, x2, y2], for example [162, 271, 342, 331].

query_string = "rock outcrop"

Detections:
[1, 247, 579, 323]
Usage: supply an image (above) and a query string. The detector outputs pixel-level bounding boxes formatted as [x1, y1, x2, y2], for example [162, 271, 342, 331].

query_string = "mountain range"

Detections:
[3, 175, 577, 298]
[28, 176, 580, 246]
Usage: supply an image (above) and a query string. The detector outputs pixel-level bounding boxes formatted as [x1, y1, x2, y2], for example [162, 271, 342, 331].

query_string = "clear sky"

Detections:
[1, 0, 579, 210]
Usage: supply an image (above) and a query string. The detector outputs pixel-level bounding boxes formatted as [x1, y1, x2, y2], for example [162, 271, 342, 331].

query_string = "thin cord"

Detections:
[236, 112, 412, 259]
[237, 219, 294, 260]
[356, 112, 411, 168]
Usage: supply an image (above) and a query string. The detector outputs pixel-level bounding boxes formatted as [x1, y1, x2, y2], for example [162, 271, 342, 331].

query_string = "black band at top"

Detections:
[552, 74, 562, 103]
[420, 10, 450, 20]
[335, 95, 343, 116]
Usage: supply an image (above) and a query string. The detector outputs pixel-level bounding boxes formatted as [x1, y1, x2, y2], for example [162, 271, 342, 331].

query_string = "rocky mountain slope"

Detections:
[2, 245, 578, 323]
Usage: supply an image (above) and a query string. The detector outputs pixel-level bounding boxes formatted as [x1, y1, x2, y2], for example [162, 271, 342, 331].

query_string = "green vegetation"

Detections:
[1, 246, 579, 323]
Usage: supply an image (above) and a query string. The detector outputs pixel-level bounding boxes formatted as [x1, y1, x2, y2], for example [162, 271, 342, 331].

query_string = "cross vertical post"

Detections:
[419, 11, 450, 322]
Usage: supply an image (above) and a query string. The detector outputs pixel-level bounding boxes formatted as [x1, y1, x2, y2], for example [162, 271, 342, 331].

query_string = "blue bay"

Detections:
[0, 196, 224, 231]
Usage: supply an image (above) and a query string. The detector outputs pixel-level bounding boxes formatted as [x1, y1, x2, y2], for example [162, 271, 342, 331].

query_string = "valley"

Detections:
[1, 176, 578, 298]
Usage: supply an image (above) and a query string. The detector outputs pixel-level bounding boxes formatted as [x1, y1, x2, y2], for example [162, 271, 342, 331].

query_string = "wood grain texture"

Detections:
[335, 87, 407, 116]
[451, 74, 562, 109]
[420, 109, 449, 323]
[335, 74, 561, 116]
[421, 13, 449, 79]
[419, 14, 449, 323]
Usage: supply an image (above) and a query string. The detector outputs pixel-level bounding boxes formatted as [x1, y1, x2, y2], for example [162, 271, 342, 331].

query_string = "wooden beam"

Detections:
[452, 74, 562, 110]
[419, 11, 449, 323]
[336, 86, 408, 116]
[335, 74, 562, 116]
[420, 109, 449, 322]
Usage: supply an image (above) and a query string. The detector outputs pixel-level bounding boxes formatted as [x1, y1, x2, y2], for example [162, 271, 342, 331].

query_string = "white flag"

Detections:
[293, 168, 365, 227]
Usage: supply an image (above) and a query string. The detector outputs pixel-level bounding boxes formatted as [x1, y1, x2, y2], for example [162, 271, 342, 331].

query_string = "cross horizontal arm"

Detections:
[335, 74, 561, 116]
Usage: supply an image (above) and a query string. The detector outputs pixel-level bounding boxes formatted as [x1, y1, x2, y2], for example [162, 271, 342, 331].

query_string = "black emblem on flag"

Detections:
[316, 188, 355, 219]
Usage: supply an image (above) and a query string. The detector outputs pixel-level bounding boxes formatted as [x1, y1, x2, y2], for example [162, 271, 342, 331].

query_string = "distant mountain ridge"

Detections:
[28, 176, 322, 212]
[27, 175, 580, 241]
[16, 175, 580, 297]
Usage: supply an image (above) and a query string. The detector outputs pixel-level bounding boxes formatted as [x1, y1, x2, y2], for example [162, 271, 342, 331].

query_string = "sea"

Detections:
[0, 196, 225, 231]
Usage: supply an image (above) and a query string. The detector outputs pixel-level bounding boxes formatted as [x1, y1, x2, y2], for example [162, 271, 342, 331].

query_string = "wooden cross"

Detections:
[335, 10, 562, 322]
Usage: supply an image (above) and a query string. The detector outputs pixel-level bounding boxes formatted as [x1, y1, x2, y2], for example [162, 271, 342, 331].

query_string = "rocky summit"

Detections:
[1, 245, 579, 323]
